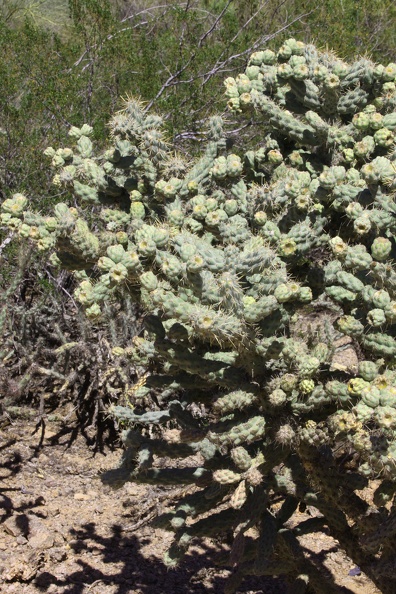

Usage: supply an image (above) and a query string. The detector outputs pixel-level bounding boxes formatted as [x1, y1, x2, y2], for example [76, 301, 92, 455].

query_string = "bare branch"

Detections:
[197, 0, 233, 48]
[0, 232, 14, 257]
[45, 268, 78, 311]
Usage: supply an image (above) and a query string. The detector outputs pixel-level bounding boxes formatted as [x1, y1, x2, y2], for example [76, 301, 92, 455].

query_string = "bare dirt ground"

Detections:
[0, 413, 382, 594]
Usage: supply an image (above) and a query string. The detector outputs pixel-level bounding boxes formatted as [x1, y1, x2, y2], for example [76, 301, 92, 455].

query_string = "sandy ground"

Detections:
[0, 415, 382, 594]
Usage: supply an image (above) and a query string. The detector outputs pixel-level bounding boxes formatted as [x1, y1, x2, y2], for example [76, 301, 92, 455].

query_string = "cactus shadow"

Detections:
[34, 520, 288, 593]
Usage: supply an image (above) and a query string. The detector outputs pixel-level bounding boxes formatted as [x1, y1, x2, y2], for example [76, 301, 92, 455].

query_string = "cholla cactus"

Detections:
[2, 40, 396, 593]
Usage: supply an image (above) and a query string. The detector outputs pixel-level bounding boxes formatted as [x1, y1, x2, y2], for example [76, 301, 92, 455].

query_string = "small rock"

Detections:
[53, 533, 65, 547]
[49, 547, 67, 562]
[3, 515, 27, 538]
[1, 550, 41, 582]
[330, 338, 359, 374]
[45, 430, 57, 439]
[73, 492, 90, 501]
[68, 539, 80, 551]
[91, 548, 102, 556]
[28, 530, 54, 550]
[36, 496, 46, 506]
[44, 479, 57, 488]
[38, 509, 48, 518]
[16, 535, 28, 545]
[54, 526, 68, 540]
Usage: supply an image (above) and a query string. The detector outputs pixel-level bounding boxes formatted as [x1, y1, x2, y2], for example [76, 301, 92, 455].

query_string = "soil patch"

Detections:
[0, 417, 381, 593]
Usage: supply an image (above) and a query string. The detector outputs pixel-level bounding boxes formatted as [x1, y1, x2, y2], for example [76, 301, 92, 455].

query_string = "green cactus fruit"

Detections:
[372, 289, 391, 309]
[344, 245, 373, 271]
[371, 237, 392, 261]
[278, 238, 297, 257]
[1, 193, 28, 217]
[268, 388, 287, 407]
[243, 295, 279, 324]
[352, 112, 371, 131]
[253, 211, 267, 226]
[279, 373, 298, 393]
[373, 127, 394, 148]
[329, 236, 348, 258]
[359, 361, 381, 382]
[86, 303, 102, 319]
[369, 112, 384, 130]
[336, 315, 364, 336]
[373, 406, 396, 429]
[274, 282, 300, 303]
[140, 271, 158, 292]
[297, 356, 320, 378]
[348, 378, 370, 397]
[325, 380, 349, 402]
[130, 201, 146, 219]
[299, 379, 315, 395]
[361, 386, 381, 408]
[109, 262, 128, 283]
[384, 301, 396, 323]
[367, 308, 387, 327]
[226, 154, 243, 177]
[353, 402, 374, 423]
[353, 135, 375, 159]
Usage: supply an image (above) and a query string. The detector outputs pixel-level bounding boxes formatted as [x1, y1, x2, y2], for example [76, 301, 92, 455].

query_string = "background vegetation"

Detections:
[1, 0, 396, 205]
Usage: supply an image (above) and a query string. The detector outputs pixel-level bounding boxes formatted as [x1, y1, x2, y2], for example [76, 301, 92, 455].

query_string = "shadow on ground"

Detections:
[0, 420, 362, 594]
[33, 520, 288, 594]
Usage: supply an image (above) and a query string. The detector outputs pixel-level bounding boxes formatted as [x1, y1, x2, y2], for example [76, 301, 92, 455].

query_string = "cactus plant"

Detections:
[2, 40, 396, 593]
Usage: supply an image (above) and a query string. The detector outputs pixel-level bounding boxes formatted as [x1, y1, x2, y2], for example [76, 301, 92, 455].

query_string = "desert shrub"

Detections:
[0, 240, 141, 450]
[2, 38, 396, 593]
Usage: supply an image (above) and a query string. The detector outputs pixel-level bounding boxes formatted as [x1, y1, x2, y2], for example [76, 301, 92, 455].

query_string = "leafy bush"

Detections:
[2, 38, 396, 592]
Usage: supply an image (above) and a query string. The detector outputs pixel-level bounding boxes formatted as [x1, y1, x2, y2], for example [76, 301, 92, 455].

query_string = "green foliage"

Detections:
[1, 0, 396, 209]
[284, 0, 396, 61]
[0, 0, 286, 206]
[6, 37, 396, 593]
[0, 0, 71, 34]
[0, 17, 82, 203]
